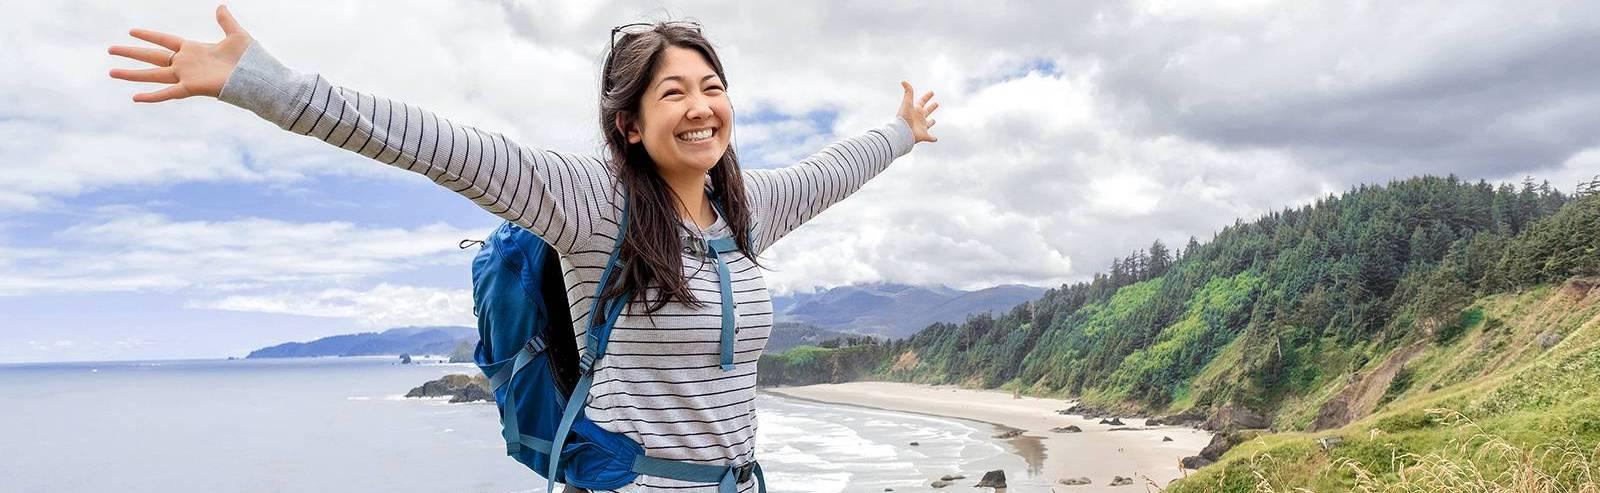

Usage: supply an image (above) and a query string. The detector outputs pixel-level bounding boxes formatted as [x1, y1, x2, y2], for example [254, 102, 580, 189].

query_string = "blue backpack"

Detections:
[468, 203, 766, 493]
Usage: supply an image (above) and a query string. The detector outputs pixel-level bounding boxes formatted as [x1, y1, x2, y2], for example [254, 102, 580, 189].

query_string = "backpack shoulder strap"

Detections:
[702, 198, 749, 371]
[547, 199, 630, 492]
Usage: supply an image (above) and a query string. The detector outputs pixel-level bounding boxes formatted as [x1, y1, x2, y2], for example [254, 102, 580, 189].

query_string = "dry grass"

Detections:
[1335, 409, 1599, 493]
[1266, 409, 1598, 493]
[1161, 409, 1600, 493]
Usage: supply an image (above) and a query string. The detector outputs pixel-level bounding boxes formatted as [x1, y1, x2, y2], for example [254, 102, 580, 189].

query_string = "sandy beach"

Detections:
[762, 381, 1212, 492]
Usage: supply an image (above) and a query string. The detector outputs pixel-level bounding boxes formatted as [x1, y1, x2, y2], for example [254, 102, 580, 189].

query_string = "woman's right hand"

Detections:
[108, 4, 252, 103]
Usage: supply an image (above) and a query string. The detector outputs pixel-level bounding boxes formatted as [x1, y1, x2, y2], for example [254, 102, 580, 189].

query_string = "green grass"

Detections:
[1165, 281, 1600, 492]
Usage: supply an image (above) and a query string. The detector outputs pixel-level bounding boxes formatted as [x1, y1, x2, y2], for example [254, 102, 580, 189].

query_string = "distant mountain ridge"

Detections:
[246, 283, 1042, 359]
[246, 326, 476, 359]
[772, 282, 1048, 338]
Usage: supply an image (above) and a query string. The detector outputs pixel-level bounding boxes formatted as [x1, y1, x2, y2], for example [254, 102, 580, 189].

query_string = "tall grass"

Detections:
[1327, 409, 1599, 493]
[1157, 409, 1600, 493]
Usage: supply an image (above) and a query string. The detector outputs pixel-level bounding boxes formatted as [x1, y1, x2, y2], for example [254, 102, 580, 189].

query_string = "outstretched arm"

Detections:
[743, 82, 940, 253]
[108, 5, 612, 254]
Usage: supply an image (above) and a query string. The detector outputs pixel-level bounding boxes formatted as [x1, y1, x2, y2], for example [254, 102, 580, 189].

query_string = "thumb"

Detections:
[900, 81, 914, 108]
[216, 4, 247, 36]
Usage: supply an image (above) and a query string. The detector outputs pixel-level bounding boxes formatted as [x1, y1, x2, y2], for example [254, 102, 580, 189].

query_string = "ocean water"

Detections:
[0, 357, 1044, 492]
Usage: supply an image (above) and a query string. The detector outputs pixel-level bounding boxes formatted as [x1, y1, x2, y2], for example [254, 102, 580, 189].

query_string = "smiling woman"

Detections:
[108, 5, 938, 493]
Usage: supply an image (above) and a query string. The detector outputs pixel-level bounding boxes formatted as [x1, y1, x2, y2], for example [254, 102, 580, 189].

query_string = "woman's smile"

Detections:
[678, 127, 716, 142]
[675, 126, 717, 145]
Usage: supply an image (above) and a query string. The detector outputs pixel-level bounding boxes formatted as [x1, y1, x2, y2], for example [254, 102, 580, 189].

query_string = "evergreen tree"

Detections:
[1148, 240, 1173, 278]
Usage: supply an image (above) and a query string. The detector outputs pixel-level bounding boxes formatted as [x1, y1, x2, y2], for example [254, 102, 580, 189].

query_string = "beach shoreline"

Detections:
[760, 381, 1212, 491]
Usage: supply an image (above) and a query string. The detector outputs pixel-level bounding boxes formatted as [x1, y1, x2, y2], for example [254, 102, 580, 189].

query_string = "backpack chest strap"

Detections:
[697, 236, 741, 372]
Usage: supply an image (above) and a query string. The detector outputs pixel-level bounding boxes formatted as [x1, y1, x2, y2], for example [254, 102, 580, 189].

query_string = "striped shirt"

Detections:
[219, 41, 915, 492]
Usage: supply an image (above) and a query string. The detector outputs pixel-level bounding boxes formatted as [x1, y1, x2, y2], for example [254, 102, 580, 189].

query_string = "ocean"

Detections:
[0, 357, 1047, 492]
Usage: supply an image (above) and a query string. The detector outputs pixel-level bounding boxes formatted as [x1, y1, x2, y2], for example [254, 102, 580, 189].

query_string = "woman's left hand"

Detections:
[898, 81, 939, 144]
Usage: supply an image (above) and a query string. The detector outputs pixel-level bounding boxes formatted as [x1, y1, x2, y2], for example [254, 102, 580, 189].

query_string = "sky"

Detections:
[3, 0, 1599, 363]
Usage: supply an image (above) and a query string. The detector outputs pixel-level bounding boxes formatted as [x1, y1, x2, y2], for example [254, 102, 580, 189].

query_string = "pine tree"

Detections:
[1148, 240, 1173, 278]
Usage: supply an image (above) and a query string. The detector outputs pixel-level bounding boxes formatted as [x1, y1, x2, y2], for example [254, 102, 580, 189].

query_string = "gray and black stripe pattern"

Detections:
[220, 40, 915, 492]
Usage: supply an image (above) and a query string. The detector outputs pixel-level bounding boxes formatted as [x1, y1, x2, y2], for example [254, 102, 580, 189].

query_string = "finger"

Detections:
[129, 28, 184, 52]
[134, 85, 192, 103]
[110, 67, 179, 84]
[108, 45, 175, 66]
[216, 4, 247, 36]
[927, 119, 936, 128]
[918, 91, 934, 106]
[901, 81, 914, 106]
[924, 102, 939, 116]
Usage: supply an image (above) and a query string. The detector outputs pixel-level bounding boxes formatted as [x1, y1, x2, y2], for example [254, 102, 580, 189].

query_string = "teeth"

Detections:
[676, 128, 714, 142]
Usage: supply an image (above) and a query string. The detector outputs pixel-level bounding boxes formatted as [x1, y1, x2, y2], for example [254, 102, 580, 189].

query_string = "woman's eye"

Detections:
[706, 86, 725, 93]
[663, 89, 683, 98]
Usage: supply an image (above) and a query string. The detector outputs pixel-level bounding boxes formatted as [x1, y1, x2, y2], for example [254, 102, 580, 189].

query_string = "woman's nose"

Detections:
[686, 95, 712, 120]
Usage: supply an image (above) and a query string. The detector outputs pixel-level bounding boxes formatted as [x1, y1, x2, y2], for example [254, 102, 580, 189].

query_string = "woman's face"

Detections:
[624, 46, 733, 182]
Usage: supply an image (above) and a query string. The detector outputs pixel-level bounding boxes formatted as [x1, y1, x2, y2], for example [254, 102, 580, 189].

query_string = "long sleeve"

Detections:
[742, 118, 916, 253]
[217, 40, 614, 254]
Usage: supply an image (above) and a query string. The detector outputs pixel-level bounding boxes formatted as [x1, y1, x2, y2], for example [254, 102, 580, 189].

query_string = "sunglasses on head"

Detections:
[610, 21, 703, 52]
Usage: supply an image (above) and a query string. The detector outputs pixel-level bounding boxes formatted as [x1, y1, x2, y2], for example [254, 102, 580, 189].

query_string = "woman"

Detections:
[108, 5, 938, 492]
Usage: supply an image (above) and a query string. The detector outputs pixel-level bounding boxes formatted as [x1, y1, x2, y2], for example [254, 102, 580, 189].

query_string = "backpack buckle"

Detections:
[733, 462, 754, 483]
[682, 235, 709, 258]
[685, 235, 734, 259]
[578, 353, 596, 375]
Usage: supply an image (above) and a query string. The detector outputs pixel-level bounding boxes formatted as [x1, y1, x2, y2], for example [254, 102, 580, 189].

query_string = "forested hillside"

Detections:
[760, 175, 1599, 489]
[763, 176, 1596, 455]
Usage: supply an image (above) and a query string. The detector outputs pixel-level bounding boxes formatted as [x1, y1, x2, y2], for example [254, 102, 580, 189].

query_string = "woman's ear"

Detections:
[615, 112, 642, 144]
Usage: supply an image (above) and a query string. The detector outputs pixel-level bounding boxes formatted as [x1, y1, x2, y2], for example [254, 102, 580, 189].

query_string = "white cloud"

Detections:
[3, 0, 613, 209]
[25, 340, 78, 352]
[0, 211, 479, 296]
[193, 283, 475, 328]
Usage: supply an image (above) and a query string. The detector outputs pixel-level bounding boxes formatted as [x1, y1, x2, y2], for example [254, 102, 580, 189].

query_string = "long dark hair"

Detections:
[597, 22, 759, 315]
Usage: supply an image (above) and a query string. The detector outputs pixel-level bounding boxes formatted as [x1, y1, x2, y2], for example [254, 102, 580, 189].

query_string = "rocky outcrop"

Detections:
[1055, 402, 1112, 419]
[1059, 477, 1091, 485]
[1109, 476, 1134, 486]
[452, 382, 493, 403]
[1199, 432, 1235, 460]
[975, 470, 1006, 488]
[1180, 455, 1215, 469]
[1202, 404, 1269, 431]
[991, 429, 1025, 439]
[1181, 429, 1265, 469]
[406, 373, 493, 403]
[447, 339, 476, 363]
[1146, 409, 1207, 427]
[1098, 417, 1126, 426]
[1050, 425, 1083, 433]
